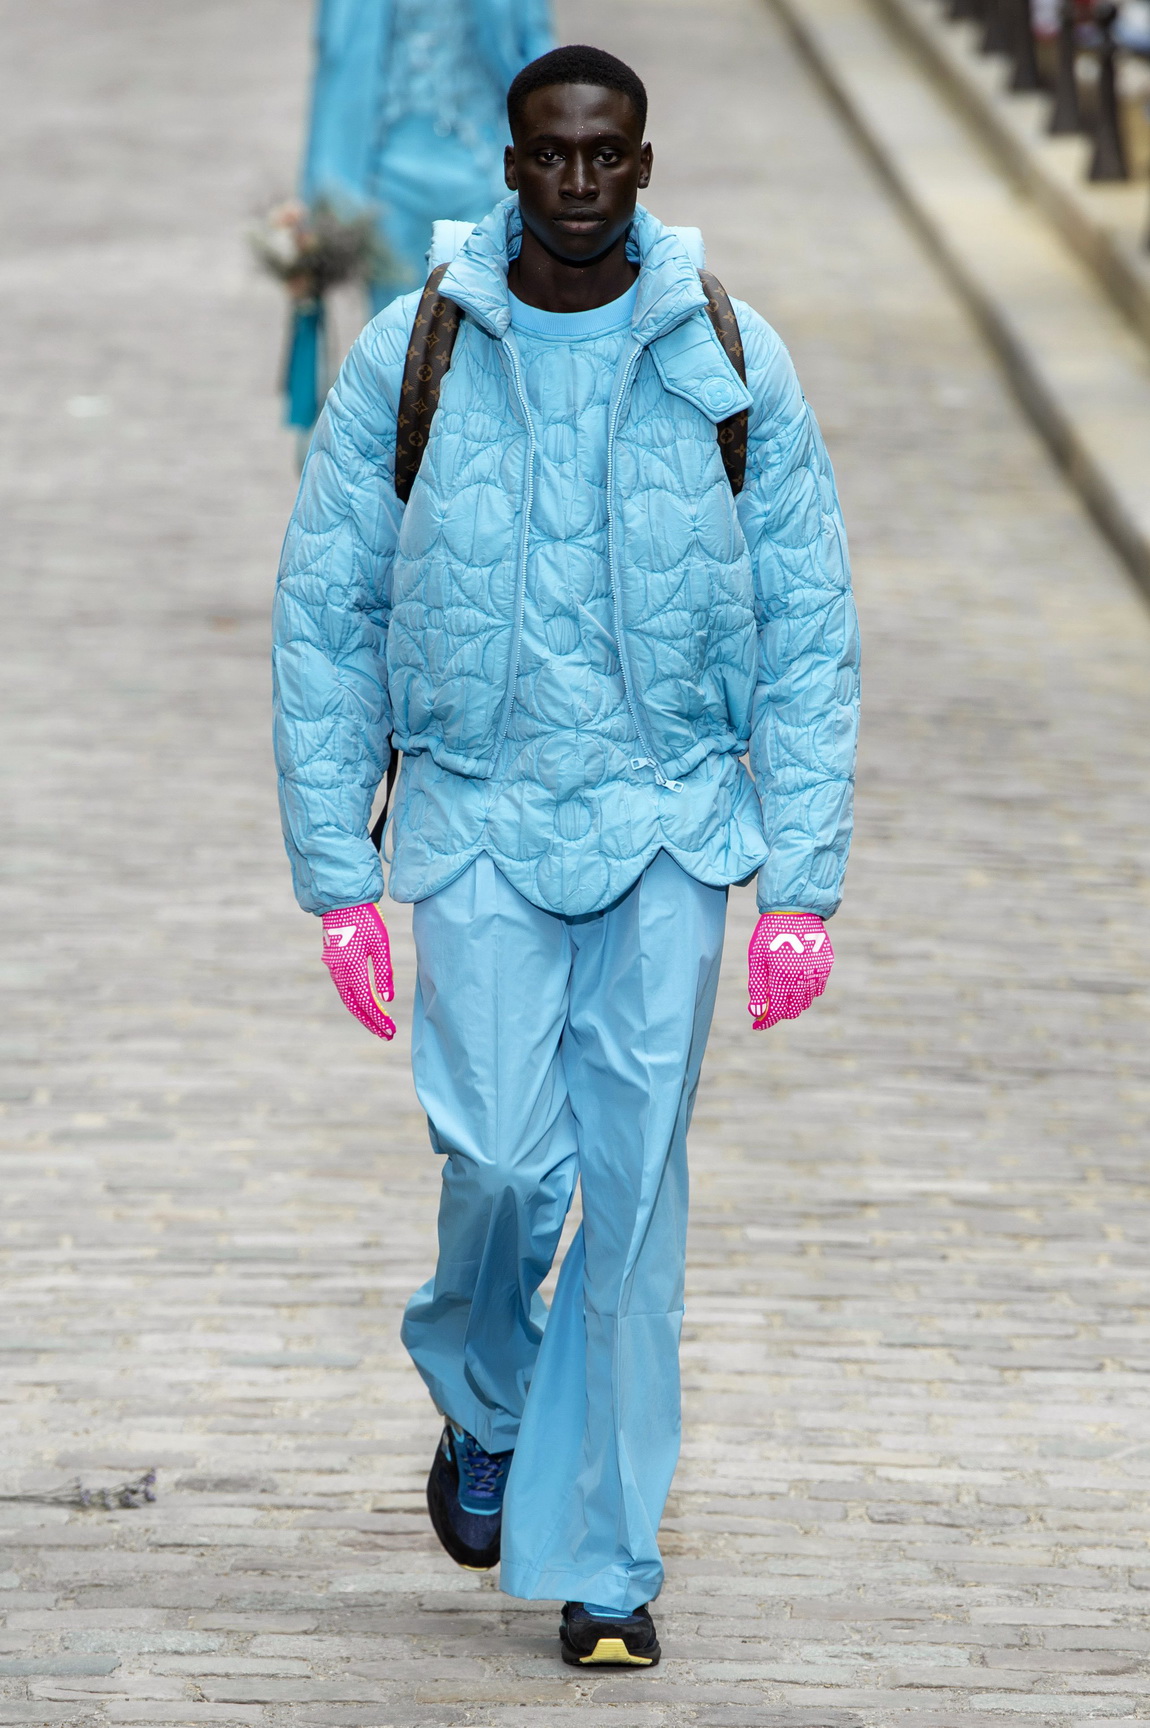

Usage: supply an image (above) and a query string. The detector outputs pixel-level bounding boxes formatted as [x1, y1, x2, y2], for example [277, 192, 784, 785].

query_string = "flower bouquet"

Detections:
[251, 199, 393, 431]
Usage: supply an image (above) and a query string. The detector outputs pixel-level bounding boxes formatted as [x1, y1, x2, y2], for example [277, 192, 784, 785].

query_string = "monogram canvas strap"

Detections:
[698, 268, 749, 497]
[394, 263, 462, 503]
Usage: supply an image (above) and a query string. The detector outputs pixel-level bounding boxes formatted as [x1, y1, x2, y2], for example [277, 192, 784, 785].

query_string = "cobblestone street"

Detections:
[3, 0, 1150, 1722]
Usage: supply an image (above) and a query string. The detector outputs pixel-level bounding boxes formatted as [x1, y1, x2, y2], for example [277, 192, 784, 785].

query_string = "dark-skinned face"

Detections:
[504, 83, 653, 266]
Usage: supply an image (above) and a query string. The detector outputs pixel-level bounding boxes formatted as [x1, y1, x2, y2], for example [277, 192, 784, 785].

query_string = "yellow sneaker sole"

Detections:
[577, 1637, 655, 1666]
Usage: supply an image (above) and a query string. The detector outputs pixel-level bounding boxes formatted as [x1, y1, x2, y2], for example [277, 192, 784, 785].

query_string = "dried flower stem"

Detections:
[250, 198, 394, 297]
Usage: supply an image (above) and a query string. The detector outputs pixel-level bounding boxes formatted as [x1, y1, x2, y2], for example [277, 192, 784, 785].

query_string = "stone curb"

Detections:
[766, 0, 1150, 595]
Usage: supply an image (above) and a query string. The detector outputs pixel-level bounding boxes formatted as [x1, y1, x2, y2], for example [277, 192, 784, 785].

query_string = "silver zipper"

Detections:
[630, 757, 684, 792]
[490, 333, 536, 758]
[605, 340, 681, 789]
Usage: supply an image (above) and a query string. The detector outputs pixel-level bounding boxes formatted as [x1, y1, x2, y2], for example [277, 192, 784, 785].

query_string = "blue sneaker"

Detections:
[426, 1421, 513, 1570]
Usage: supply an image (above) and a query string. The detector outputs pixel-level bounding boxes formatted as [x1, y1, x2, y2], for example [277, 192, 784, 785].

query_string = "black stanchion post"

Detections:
[1048, 0, 1084, 130]
[1009, 0, 1043, 86]
[981, 0, 1013, 54]
[1088, 2, 1129, 179]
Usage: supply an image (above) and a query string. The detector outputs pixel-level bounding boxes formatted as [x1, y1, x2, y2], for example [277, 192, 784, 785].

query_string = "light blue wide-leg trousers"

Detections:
[401, 850, 727, 1610]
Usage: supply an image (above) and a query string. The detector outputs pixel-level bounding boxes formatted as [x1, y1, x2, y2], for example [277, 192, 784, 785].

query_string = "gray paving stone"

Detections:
[100, 1710, 267, 1725]
[0, 1708, 80, 1726]
[0, 1657, 121, 1676]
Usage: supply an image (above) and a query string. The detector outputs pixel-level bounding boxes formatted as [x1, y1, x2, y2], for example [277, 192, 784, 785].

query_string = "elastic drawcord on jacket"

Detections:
[631, 757, 684, 792]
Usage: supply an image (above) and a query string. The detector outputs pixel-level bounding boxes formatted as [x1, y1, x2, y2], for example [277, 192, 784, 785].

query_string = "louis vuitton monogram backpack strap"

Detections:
[393, 264, 749, 502]
[698, 268, 749, 497]
[394, 264, 462, 504]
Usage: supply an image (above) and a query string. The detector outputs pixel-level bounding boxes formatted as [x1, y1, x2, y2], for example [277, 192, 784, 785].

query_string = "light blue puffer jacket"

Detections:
[273, 199, 860, 918]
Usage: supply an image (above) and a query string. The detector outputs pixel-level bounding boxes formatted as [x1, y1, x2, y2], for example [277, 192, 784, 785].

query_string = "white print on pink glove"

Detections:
[748, 913, 834, 1031]
[321, 902, 396, 1041]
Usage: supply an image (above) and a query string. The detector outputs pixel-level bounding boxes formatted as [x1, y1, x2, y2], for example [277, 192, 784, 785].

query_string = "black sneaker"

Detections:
[426, 1421, 513, 1570]
[559, 1601, 661, 1667]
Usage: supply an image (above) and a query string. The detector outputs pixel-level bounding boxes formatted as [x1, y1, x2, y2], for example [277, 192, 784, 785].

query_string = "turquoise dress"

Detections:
[301, 0, 554, 305]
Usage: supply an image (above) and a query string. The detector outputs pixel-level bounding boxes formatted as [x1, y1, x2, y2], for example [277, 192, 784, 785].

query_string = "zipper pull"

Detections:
[631, 757, 683, 792]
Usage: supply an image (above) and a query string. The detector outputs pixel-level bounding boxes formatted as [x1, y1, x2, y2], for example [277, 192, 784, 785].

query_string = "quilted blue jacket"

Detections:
[273, 199, 860, 917]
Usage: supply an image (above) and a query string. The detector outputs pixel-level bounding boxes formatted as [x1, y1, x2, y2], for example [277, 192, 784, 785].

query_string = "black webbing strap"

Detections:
[369, 751, 400, 854]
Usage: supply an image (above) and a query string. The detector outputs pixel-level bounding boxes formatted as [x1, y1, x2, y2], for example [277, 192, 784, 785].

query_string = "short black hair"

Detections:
[507, 44, 648, 136]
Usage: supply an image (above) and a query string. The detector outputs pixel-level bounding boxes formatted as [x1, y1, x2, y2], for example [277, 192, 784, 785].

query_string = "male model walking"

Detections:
[274, 44, 859, 1667]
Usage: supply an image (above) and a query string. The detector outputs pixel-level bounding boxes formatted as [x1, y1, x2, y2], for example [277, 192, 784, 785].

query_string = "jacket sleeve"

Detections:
[734, 302, 860, 920]
[272, 296, 415, 915]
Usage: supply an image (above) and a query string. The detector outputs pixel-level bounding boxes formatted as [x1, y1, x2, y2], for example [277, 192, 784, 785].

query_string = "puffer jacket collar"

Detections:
[438, 197, 753, 422]
[437, 198, 519, 338]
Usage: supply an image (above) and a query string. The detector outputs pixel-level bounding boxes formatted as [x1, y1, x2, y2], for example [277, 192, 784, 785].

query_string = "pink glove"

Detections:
[321, 903, 396, 1041]
[748, 913, 834, 1031]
